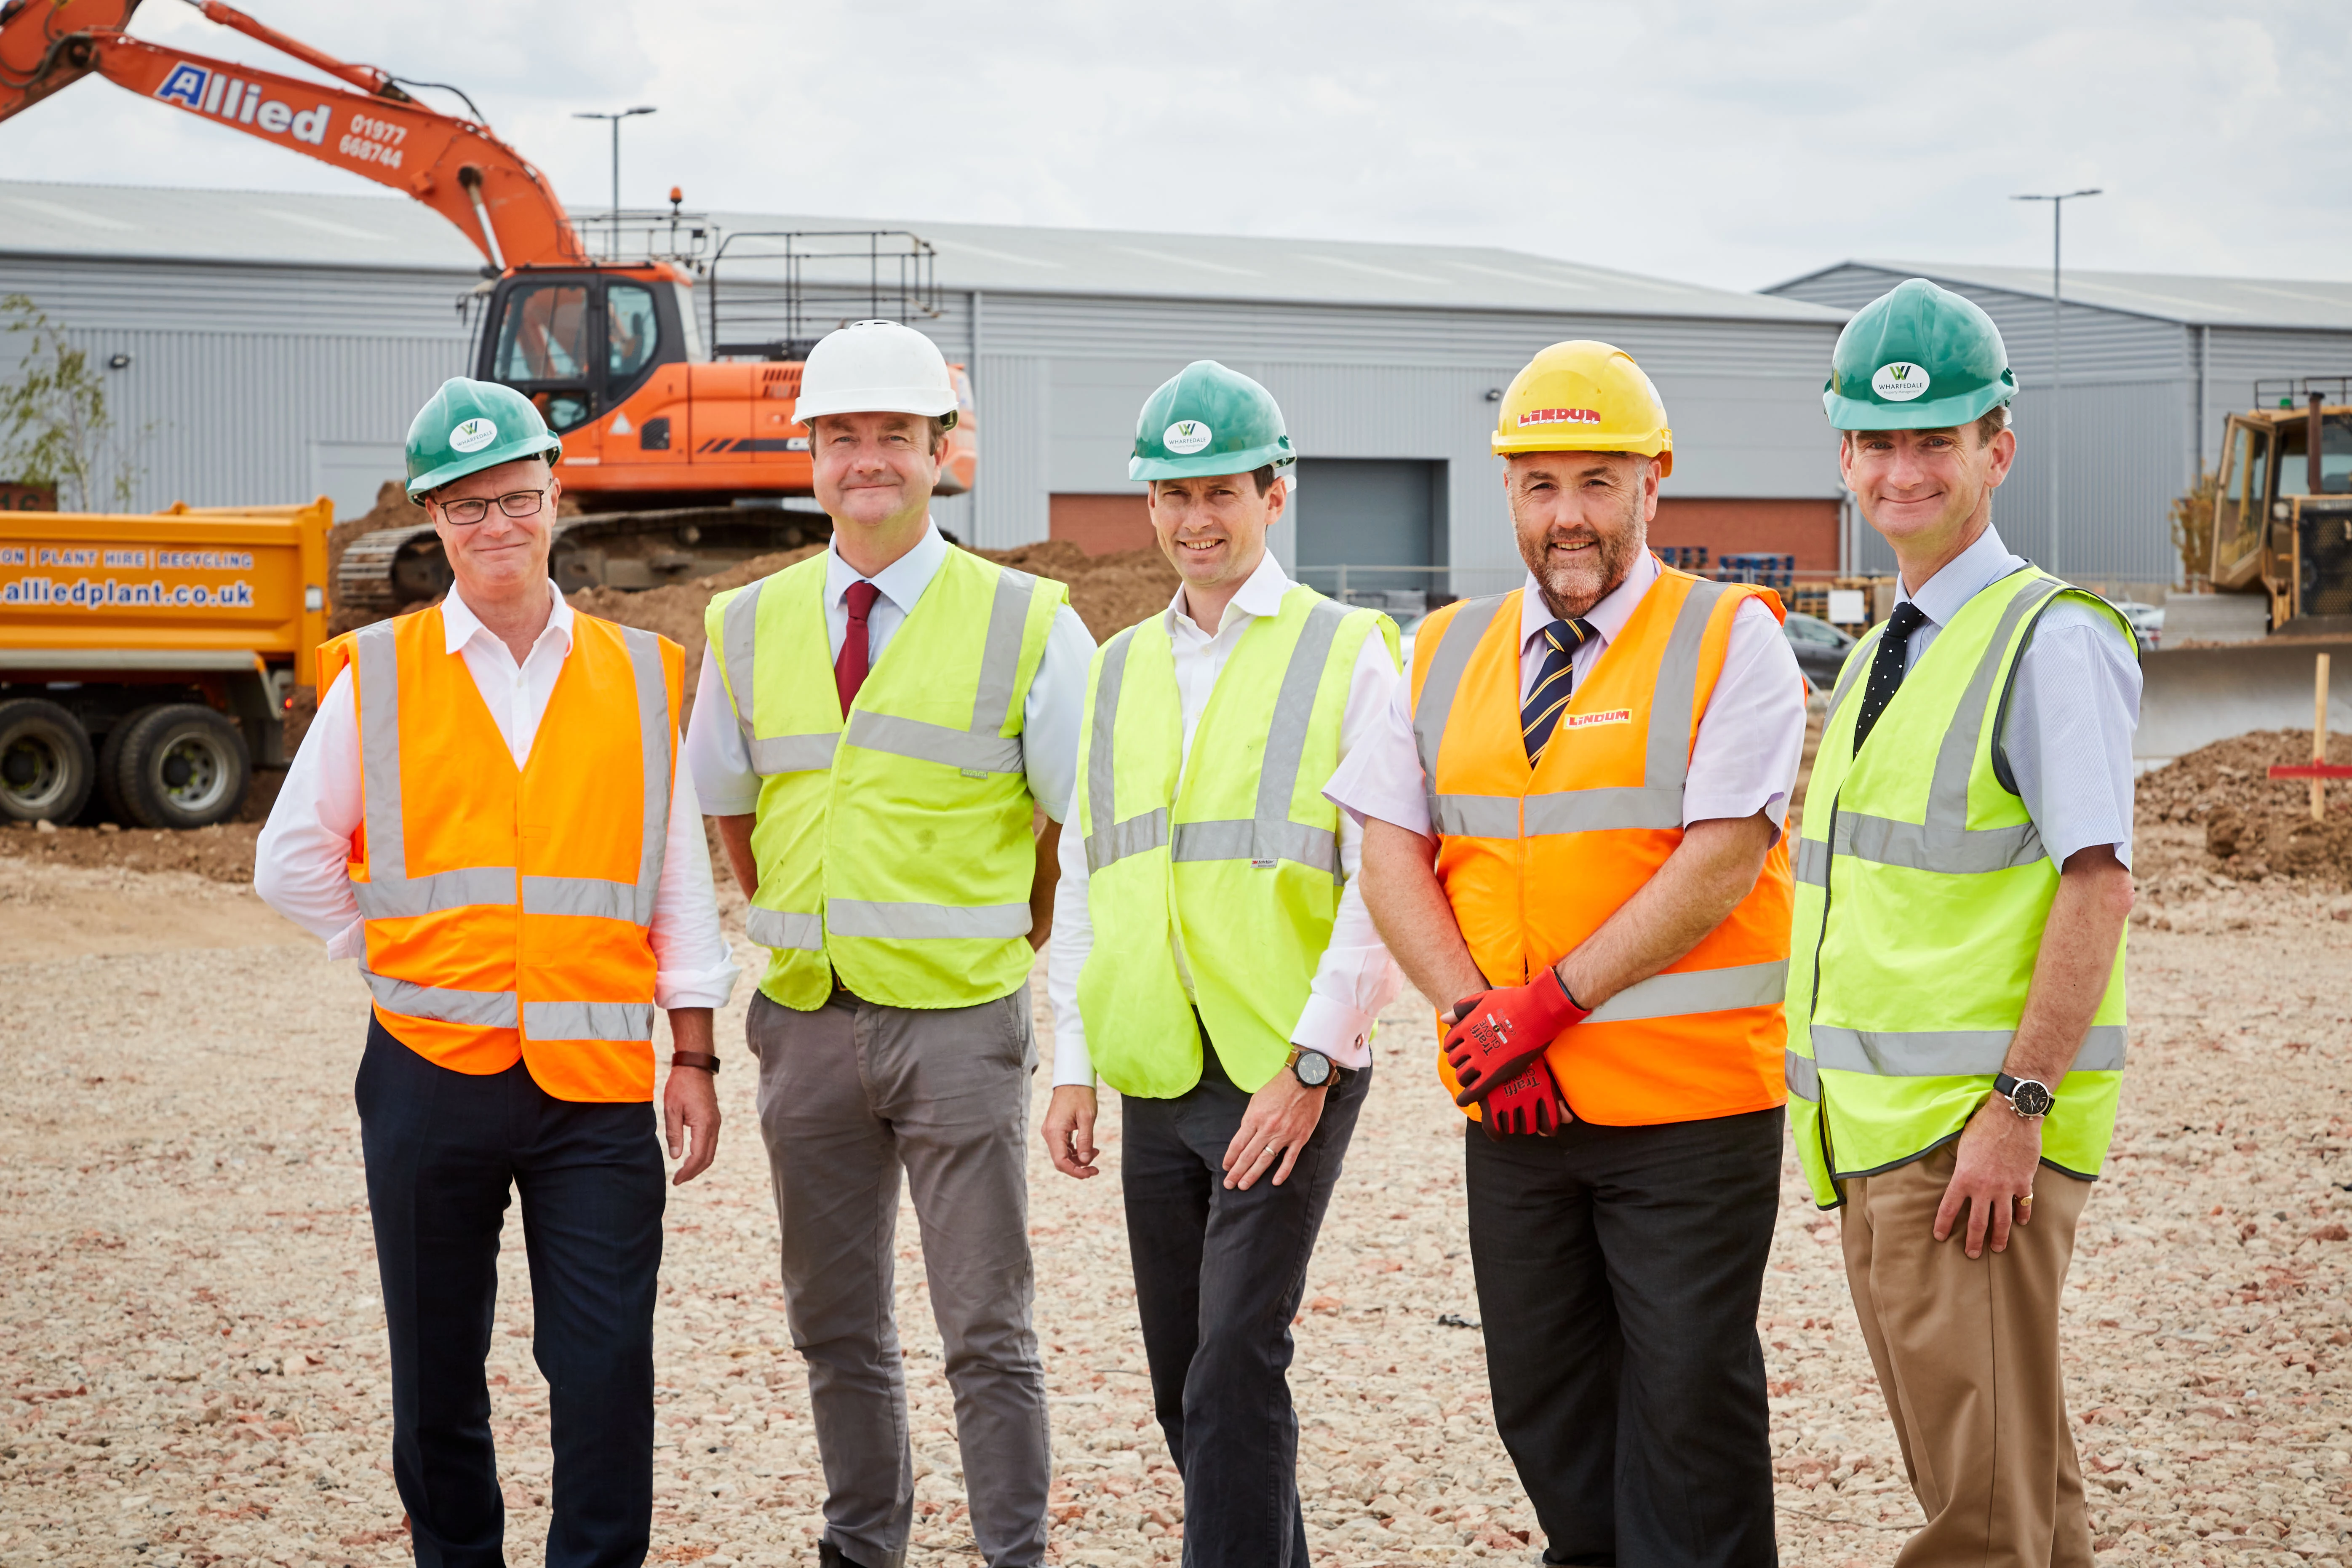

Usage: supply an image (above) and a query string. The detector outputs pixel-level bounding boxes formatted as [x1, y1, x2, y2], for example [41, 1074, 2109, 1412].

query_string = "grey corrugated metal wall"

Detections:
[1773, 264, 2352, 588]
[1, 255, 472, 517]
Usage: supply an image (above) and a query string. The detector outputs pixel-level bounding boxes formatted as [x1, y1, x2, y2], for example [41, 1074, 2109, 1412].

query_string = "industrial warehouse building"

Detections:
[1769, 261, 2352, 595]
[1, 178, 1850, 601]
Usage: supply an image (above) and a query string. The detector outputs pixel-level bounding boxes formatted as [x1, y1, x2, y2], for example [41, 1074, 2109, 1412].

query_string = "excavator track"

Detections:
[334, 506, 829, 617]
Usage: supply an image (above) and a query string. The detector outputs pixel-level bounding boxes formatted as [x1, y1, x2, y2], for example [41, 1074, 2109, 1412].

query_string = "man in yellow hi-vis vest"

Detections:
[1789, 279, 2140, 1568]
[685, 321, 1096, 1568]
[1041, 361, 1401, 1567]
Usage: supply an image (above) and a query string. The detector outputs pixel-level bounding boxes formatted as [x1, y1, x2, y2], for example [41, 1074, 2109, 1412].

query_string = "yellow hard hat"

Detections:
[1491, 340, 1674, 476]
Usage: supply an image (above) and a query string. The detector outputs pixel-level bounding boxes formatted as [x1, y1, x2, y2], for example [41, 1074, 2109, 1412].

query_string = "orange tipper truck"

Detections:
[0, 499, 329, 828]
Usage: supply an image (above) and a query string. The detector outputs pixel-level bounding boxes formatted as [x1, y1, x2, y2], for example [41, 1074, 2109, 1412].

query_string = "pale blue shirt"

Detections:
[1888, 523, 2141, 870]
[686, 521, 1097, 821]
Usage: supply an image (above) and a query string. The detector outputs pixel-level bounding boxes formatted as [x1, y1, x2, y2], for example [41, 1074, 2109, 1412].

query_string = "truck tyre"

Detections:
[94, 706, 152, 825]
[112, 704, 251, 830]
[0, 699, 97, 825]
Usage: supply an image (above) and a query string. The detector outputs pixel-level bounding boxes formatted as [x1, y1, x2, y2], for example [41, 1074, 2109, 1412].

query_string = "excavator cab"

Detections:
[474, 266, 691, 441]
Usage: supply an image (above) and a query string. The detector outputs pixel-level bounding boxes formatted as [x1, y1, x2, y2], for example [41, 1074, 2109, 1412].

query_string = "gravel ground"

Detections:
[6, 834, 2352, 1567]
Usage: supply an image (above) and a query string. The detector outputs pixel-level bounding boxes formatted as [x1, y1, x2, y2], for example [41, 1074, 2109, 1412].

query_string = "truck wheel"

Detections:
[112, 704, 251, 830]
[0, 699, 96, 825]
[94, 706, 152, 825]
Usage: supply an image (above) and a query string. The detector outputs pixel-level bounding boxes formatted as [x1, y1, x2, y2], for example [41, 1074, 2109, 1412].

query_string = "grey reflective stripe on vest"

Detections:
[1414, 594, 1512, 833]
[745, 906, 824, 951]
[353, 620, 672, 930]
[1423, 578, 1725, 840]
[354, 866, 516, 919]
[825, 898, 1036, 940]
[361, 969, 518, 1028]
[1809, 575, 2062, 881]
[524, 999, 656, 1042]
[1786, 1049, 1821, 1102]
[750, 733, 838, 775]
[844, 711, 1025, 774]
[1084, 599, 1349, 881]
[1810, 1022, 2128, 1078]
[1083, 626, 1141, 873]
[1583, 959, 1789, 1024]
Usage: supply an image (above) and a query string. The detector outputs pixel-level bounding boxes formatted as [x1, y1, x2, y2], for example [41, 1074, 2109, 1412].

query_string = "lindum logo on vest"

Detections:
[1164, 421, 1213, 455]
[1871, 362, 1931, 403]
[449, 418, 499, 454]
[1558, 708, 1633, 730]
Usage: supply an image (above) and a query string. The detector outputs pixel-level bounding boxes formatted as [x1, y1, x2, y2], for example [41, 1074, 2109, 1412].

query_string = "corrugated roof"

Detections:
[1775, 258, 2352, 331]
[0, 179, 1846, 323]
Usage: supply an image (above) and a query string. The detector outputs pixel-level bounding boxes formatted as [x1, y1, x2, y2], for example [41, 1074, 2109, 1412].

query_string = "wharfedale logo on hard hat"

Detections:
[449, 417, 499, 453]
[1164, 420, 1213, 455]
[1517, 407, 1602, 427]
[1871, 363, 1931, 403]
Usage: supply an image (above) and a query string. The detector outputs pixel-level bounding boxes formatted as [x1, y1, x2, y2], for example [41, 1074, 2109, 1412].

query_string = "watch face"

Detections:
[2009, 1079, 2054, 1117]
[1294, 1050, 1331, 1087]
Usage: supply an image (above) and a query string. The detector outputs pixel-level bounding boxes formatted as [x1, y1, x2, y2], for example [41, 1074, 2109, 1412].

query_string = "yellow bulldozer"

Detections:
[2209, 379, 2352, 632]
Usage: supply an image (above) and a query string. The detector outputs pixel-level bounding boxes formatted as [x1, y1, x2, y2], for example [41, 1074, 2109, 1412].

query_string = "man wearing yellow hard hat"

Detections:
[1331, 342, 1808, 1565]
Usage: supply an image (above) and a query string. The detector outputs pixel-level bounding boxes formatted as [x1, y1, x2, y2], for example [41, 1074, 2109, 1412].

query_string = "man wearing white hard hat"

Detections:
[686, 321, 1096, 1568]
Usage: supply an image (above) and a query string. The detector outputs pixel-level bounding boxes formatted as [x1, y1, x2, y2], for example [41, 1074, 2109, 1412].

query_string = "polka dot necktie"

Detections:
[1852, 601, 1930, 751]
[1521, 617, 1600, 766]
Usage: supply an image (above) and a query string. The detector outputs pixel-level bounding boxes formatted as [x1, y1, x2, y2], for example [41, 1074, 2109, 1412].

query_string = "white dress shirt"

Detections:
[1047, 552, 1404, 1087]
[1324, 550, 1809, 839]
[686, 520, 1099, 823]
[254, 580, 740, 1010]
[1884, 523, 2141, 869]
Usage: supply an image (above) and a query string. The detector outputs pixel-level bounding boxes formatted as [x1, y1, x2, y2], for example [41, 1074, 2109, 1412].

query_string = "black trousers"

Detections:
[1120, 1042, 1370, 1568]
[355, 1018, 667, 1568]
[1466, 1105, 1783, 1568]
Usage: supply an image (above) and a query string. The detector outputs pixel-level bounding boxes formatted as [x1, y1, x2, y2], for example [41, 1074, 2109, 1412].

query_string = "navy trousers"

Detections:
[1120, 1039, 1370, 1568]
[355, 1018, 667, 1568]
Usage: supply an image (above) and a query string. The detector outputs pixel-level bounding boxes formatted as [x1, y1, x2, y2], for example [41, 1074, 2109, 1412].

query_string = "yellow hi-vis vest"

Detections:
[1786, 565, 2132, 1208]
[706, 544, 1068, 1011]
[1074, 586, 1396, 1097]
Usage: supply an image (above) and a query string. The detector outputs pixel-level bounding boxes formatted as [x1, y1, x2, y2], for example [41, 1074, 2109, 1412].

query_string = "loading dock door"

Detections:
[1291, 459, 1444, 606]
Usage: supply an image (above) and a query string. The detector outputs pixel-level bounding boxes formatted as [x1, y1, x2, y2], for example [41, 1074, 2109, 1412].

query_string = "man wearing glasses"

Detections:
[256, 377, 738, 1567]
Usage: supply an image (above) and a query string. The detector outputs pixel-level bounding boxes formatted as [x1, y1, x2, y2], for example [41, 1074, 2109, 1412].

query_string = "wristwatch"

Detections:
[1993, 1072, 2053, 1119]
[1287, 1045, 1349, 1090]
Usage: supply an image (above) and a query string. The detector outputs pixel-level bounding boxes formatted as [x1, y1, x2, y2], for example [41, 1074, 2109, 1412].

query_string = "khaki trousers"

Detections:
[1839, 1143, 2094, 1568]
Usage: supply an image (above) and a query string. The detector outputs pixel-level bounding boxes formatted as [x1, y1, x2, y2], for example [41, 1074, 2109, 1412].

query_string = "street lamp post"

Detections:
[2011, 187, 2101, 577]
[573, 105, 657, 259]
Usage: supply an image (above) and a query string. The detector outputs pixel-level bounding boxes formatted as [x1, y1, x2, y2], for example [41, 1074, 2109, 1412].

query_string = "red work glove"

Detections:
[1445, 968, 1589, 1108]
[1478, 1057, 1567, 1141]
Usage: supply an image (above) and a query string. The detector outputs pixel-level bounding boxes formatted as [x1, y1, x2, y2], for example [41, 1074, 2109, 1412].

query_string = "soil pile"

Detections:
[324, 482, 427, 634]
[2138, 728, 2352, 885]
[0, 819, 260, 884]
[569, 539, 1184, 723]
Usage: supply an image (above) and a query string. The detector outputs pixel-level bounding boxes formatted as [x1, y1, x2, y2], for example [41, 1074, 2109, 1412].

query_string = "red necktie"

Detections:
[836, 580, 881, 714]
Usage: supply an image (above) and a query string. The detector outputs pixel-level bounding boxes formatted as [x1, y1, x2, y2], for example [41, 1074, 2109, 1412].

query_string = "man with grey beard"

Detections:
[1328, 341, 1808, 1565]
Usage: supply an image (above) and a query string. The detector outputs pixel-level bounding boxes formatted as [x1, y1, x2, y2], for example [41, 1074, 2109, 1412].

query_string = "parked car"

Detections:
[2111, 599, 2164, 651]
[1782, 610, 1856, 687]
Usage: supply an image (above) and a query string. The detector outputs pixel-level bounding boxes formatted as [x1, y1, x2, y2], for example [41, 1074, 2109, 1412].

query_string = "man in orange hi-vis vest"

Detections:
[256, 379, 738, 1568]
[1329, 342, 1807, 1567]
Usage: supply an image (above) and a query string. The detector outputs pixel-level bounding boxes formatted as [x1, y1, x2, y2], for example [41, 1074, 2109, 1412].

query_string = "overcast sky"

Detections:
[9, 0, 2351, 293]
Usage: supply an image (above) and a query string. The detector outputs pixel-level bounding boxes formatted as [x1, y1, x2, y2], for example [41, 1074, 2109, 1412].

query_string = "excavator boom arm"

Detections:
[0, 0, 583, 268]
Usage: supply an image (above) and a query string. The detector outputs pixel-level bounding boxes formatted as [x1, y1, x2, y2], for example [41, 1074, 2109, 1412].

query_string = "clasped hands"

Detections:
[1442, 968, 1589, 1141]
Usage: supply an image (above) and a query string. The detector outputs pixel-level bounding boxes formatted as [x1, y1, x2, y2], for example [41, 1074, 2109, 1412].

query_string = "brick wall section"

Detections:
[1051, 493, 1155, 556]
[1650, 497, 1841, 574]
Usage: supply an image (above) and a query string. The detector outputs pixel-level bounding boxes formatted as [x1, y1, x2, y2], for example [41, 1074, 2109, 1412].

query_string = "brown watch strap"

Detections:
[670, 1050, 721, 1074]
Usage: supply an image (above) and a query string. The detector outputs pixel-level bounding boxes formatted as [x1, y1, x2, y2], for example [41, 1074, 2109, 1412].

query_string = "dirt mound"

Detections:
[2138, 728, 2352, 886]
[324, 481, 428, 634]
[0, 819, 261, 884]
[568, 538, 1183, 722]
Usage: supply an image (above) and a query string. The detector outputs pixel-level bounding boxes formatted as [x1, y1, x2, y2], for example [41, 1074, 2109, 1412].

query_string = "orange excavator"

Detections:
[0, 0, 977, 611]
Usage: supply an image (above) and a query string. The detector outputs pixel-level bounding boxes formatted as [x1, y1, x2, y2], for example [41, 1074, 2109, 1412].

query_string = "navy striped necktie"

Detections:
[1522, 617, 1600, 764]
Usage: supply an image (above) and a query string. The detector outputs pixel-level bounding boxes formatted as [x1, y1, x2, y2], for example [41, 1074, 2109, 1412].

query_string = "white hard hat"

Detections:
[793, 319, 958, 425]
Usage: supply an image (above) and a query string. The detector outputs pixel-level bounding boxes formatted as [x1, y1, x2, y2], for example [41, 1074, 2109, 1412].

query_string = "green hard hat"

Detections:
[1129, 360, 1297, 485]
[1823, 278, 2017, 431]
[405, 377, 564, 497]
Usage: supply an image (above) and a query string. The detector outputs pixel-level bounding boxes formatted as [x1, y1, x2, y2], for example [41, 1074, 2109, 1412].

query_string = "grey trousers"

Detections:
[746, 985, 1051, 1568]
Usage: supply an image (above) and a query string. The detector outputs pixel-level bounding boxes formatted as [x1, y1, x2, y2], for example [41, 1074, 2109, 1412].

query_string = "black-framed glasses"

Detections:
[435, 488, 548, 526]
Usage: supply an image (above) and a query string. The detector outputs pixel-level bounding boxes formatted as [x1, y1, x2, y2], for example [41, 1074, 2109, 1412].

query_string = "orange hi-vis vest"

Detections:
[317, 604, 683, 1103]
[1410, 564, 1796, 1127]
